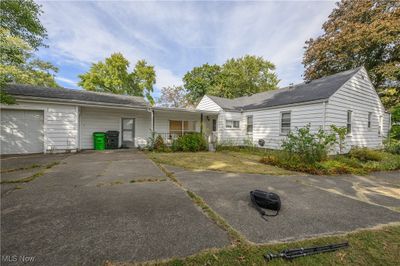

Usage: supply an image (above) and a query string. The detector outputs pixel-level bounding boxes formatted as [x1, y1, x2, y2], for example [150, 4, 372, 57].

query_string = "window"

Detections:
[347, 110, 352, 134]
[169, 120, 196, 136]
[247, 115, 253, 134]
[378, 115, 383, 136]
[280, 112, 291, 135]
[212, 119, 217, 132]
[368, 112, 372, 128]
[226, 120, 240, 129]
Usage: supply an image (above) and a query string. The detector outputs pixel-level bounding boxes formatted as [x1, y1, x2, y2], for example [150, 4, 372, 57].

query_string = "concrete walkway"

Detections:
[165, 165, 400, 244]
[1, 151, 229, 265]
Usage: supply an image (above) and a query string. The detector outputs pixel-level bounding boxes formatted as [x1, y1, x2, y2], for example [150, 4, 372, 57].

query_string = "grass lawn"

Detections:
[147, 150, 295, 176]
[154, 224, 400, 266]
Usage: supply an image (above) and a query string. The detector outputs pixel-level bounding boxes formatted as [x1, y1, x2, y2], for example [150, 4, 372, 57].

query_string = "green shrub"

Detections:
[333, 156, 364, 169]
[281, 124, 337, 164]
[172, 133, 207, 152]
[316, 160, 362, 175]
[154, 135, 167, 152]
[348, 147, 384, 162]
[385, 140, 400, 155]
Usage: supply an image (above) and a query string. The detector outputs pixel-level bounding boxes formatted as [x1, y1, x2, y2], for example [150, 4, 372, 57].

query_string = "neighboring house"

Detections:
[196, 67, 390, 153]
[0, 85, 217, 155]
[0, 66, 390, 155]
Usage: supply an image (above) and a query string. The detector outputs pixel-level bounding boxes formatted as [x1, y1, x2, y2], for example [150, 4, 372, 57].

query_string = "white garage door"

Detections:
[1, 109, 44, 155]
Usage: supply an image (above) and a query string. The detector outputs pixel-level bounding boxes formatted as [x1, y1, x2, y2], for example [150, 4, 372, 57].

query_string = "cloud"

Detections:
[55, 76, 78, 88]
[38, 1, 336, 94]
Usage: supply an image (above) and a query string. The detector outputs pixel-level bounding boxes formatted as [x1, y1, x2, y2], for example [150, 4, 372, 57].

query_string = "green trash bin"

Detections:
[93, 132, 106, 150]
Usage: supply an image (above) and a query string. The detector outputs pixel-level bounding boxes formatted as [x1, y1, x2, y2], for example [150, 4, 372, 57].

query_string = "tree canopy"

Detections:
[78, 53, 156, 104]
[303, 0, 400, 109]
[0, 0, 58, 104]
[183, 55, 279, 104]
[0, 0, 47, 50]
[157, 85, 190, 108]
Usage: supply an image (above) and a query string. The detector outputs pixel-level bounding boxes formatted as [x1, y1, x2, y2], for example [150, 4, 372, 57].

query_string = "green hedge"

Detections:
[172, 133, 207, 152]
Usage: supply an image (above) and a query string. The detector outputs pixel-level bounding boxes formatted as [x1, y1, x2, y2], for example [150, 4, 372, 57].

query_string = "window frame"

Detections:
[246, 115, 253, 134]
[280, 111, 291, 135]
[378, 115, 383, 136]
[347, 110, 352, 135]
[225, 120, 240, 129]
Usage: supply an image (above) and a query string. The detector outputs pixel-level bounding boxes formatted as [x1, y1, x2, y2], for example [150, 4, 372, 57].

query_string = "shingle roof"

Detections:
[207, 67, 362, 111]
[4, 84, 149, 108]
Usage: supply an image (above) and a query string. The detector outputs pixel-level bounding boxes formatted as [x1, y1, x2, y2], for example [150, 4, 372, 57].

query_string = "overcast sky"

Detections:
[37, 0, 337, 99]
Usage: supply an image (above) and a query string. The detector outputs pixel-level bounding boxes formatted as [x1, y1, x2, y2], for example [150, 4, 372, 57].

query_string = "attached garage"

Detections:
[1, 109, 44, 155]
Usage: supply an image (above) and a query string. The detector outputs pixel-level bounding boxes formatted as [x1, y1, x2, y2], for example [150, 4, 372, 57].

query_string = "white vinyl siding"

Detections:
[217, 102, 325, 148]
[196, 95, 223, 111]
[80, 107, 151, 149]
[249, 103, 325, 149]
[325, 68, 387, 151]
[0, 101, 78, 153]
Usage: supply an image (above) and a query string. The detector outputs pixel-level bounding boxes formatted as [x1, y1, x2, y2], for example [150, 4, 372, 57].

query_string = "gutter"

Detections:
[10, 96, 150, 111]
[323, 100, 327, 130]
[225, 98, 329, 113]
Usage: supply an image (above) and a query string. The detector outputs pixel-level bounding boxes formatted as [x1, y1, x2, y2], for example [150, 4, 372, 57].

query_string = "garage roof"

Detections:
[4, 84, 149, 108]
[206, 67, 362, 111]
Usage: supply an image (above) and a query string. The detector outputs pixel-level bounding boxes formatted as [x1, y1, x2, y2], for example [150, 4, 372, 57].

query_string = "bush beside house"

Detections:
[147, 132, 207, 153]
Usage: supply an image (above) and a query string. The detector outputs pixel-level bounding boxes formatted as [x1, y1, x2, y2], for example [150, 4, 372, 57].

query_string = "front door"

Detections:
[121, 118, 135, 148]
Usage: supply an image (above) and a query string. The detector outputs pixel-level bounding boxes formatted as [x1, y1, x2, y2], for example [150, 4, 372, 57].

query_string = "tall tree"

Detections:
[0, 0, 47, 50]
[303, 0, 400, 109]
[157, 85, 190, 108]
[211, 55, 279, 99]
[78, 53, 156, 104]
[183, 55, 279, 104]
[0, 0, 58, 104]
[183, 64, 221, 104]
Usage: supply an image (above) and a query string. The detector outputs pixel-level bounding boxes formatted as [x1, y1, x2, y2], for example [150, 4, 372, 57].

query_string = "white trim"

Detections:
[322, 101, 327, 130]
[230, 99, 327, 113]
[11, 96, 150, 111]
[280, 110, 291, 135]
[78, 106, 82, 150]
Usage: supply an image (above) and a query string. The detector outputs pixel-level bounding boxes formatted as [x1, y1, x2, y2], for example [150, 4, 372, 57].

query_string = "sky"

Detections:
[37, 0, 337, 100]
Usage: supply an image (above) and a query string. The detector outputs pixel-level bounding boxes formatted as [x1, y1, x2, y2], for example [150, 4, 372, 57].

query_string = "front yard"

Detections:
[147, 150, 295, 176]
[156, 224, 400, 266]
[148, 147, 400, 176]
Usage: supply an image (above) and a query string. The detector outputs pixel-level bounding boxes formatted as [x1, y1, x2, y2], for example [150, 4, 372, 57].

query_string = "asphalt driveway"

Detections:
[165, 165, 400, 244]
[0, 151, 229, 265]
[1, 150, 399, 265]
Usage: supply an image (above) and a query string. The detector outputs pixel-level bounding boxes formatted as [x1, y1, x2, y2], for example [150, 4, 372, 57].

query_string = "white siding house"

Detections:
[1, 85, 216, 155]
[325, 68, 389, 151]
[0, 67, 390, 155]
[197, 67, 390, 153]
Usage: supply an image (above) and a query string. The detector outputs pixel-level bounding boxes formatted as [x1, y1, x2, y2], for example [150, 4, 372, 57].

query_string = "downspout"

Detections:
[388, 112, 392, 144]
[77, 106, 81, 151]
[200, 113, 203, 134]
[151, 109, 155, 132]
